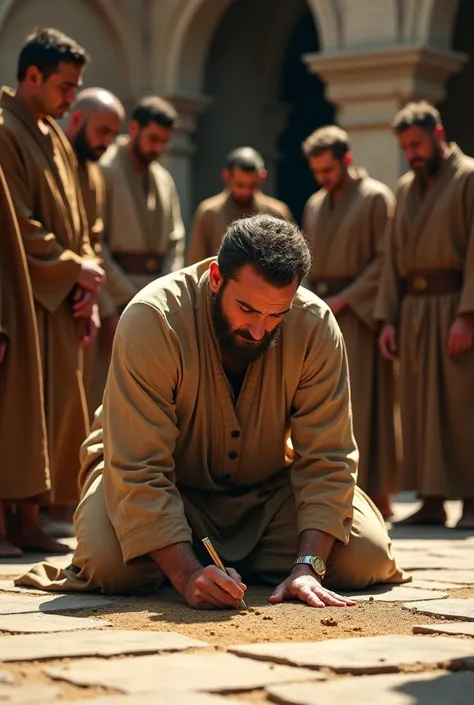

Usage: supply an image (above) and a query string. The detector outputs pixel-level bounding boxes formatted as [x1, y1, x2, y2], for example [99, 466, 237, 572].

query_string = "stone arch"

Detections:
[408, 0, 461, 48]
[338, 0, 401, 45]
[0, 0, 144, 102]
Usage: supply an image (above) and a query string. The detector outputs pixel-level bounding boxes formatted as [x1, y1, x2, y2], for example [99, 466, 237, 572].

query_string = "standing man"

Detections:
[99, 95, 185, 345]
[0, 167, 53, 556]
[376, 102, 474, 528]
[302, 126, 397, 519]
[186, 147, 293, 265]
[0, 28, 105, 536]
[64, 88, 124, 416]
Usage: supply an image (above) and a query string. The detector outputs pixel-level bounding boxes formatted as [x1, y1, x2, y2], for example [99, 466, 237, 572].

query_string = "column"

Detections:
[305, 46, 466, 189]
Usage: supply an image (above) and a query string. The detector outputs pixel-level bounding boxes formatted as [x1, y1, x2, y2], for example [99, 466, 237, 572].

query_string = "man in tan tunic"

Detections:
[0, 29, 105, 539]
[19, 215, 407, 606]
[302, 126, 397, 520]
[0, 167, 51, 556]
[376, 102, 474, 528]
[187, 147, 293, 265]
[65, 88, 124, 417]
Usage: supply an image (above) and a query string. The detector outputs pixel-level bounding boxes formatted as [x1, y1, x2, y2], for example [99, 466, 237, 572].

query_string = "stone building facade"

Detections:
[0, 0, 472, 227]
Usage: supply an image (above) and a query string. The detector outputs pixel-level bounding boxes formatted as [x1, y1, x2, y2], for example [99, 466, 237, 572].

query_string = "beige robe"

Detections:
[100, 135, 185, 310]
[0, 87, 94, 505]
[78, 160, 115, 417]
[303, 170, 397, 497]
[186, 190, 293, 265]
[17, 261, 406, 593]
[0, 167, 50, 501]
[375, 145, 474, 498]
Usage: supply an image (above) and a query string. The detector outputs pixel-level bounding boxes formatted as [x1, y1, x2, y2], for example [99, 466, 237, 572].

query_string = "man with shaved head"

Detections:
[186, 147, 293, 265]
[65, 88, 124, 418]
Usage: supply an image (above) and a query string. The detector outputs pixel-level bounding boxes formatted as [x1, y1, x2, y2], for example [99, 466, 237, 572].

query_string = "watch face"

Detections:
[311, 556, 326, 575]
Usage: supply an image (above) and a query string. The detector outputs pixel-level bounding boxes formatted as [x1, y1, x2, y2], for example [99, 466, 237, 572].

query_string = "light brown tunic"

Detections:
[0, 87, 94, 505]
[375, 145, 474, 498]
[303, 170, 397, 497]
[0, 167, 50, 501]
[186, 190, 293, 265]
[100, 135, 185, 310]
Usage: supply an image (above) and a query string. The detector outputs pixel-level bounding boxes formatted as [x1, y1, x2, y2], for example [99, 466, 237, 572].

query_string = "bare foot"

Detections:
[395, 498, 447, 526]
[0, 536, 23, 558]
[12, 526, 71, 554]
[455, 499, 474, 530]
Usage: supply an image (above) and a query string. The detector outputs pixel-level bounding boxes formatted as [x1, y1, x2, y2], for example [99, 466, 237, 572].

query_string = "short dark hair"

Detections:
[225, 147, 265, 172]
[17, 27, 89, 82]
[217, 214, 311, 288]
[392, 101, 442, 134]
[131, 95, 178, 129]
[302, 125, 350, 160]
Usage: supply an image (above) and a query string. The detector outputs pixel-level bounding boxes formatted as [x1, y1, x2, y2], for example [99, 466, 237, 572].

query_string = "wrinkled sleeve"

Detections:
[162, 175, 185, 274]
[0, 129, 82, 312]
[290, 309, 358, 544]
[459, 173, 474, 315]
[102, 301, 192, 563]
[343, 191, 395, 328]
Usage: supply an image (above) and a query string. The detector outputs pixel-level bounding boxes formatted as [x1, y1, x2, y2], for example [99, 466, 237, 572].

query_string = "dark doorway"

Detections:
[277, 10, 335, 224]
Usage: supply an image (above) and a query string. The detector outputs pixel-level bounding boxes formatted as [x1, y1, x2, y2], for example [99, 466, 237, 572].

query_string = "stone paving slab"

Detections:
[0, 555, 71, 577]
[230, 635, 474, 674]
[61, 694, 244, 705]
[0, 630, 208, 661]
[0, 594, 115, 615]
[0, 612, 112, 633]
[266, 671, 474, 705]
[410, 579, 468, 591]
[414, 623, 474, 637]
[346, 585, 447, 602]
[391, 539, 474, 551]
[45, 652, 322, 693]
[404, 598, 474, 621]
[396, 554, 472, 570]
[408, 570, 474, 585]
[0, 683, 61, 702]
[0, 580, 62, 595]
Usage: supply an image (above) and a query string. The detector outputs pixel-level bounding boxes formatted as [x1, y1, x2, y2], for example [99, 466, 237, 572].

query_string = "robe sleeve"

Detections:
[186, 204, 214, 265]
[342, 191, 395, 329]
[459, 173, 474, 315]
[374, 194, 403, 325]
[0, 130, 83, 313]
[102, 301, 192, 563]
[161, 174, 185, 275]
[290, 309, 358, 544]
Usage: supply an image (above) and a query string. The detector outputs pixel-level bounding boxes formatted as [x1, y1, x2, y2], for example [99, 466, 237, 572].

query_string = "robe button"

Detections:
[231, 430, 240, 438]
[228, 451, 238, 460]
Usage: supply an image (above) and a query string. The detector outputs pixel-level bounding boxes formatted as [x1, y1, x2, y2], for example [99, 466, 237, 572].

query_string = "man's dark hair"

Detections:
[225, 147, 265, 173]
[131, 96, 178, 129]
[392, 101, 442, 134]
[217, 214, 311, 287]
[17, 27, 89, 82]
[302, 125, 350, 160]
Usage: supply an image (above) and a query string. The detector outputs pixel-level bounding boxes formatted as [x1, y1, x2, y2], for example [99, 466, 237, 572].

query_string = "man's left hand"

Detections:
[448, 315, 474, 357]
[326, 295, 348, 317]
[269, 571, 356, 608]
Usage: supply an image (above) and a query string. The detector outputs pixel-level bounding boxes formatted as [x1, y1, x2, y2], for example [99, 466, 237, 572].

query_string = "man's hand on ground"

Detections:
[269, 570, 356, 608]
[184, 565, 247, 610]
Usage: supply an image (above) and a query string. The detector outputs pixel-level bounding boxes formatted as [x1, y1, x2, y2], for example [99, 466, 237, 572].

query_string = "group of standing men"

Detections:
[0, 25, 473, 560]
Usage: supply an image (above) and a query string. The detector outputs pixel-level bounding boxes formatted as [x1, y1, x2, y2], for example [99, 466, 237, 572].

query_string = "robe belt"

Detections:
[404, 270, 463, 296]
[112, 252, 164, 275]
[311, 277, 354, 298]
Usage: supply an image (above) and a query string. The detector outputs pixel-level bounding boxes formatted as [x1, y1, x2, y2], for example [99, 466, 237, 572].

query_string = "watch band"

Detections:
[292, 555, 326, 578]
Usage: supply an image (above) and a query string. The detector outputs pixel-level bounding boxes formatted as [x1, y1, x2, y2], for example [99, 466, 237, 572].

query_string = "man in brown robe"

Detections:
[302, 126, 397, 520]
[186, 147, 293, 265]
[18, 215, 407, 606]
[65, 88, 124, 418]
[0, 167, 51, 556]
[376, 102, 474, 528]
[0, 28, 105, 543]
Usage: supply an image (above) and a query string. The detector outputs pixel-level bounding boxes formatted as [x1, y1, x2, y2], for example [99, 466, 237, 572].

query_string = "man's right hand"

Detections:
[378, 323, 398, 360]
[78, 260, 106, 295]
[184, 565, 247, 610]
[0, 334, 7, 366]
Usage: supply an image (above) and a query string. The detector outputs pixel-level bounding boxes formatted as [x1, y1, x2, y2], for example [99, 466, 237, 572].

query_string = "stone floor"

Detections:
[0, 495, 473, 703]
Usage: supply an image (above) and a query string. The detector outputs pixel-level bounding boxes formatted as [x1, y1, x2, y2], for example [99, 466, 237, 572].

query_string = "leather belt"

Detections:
[112, 252, 164, 275]
[311, 277, 354, 298]
[404, 270, 463, 296]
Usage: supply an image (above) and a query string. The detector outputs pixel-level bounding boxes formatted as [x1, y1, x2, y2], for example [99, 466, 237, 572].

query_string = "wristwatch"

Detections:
[292, 555, 326, 579]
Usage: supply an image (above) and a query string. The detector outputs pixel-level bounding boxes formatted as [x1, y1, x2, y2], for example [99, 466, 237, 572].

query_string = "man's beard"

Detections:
[410, 149, 443, 179]
[211, 288, 283, 366]
[230, 192, 254, 209]
[74, 125, 105, 163]
[132, 137, 156, 166]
